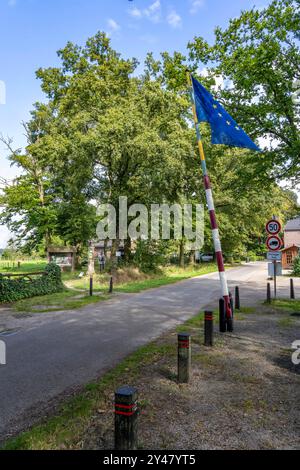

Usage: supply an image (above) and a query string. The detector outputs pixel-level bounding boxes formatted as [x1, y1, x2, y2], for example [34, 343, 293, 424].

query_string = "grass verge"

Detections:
[13, 290, 109, 313]
[2, 340, 176, 450]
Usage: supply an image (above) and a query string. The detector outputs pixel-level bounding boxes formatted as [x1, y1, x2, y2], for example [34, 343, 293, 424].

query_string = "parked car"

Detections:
[200, 253, 214, 262]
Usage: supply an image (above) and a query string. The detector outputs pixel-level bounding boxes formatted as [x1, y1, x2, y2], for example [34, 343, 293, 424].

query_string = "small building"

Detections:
[284, 217, 300, 248]
[47, 246, 76, 272]
[281, 244, 300, 269]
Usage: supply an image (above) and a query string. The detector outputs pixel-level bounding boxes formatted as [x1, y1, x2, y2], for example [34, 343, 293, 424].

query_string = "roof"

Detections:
[47, 246, 76, 253]
[284, 217, 300, 231]
[282, 244, 300, 252]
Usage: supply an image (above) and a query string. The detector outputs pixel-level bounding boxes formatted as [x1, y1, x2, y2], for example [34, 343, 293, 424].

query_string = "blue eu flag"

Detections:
[192, 76, 260, 151]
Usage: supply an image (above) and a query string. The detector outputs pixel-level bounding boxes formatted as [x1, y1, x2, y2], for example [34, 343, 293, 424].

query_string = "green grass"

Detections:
[2, 341, 175, 450]
[1, 261, 230, 313]
[271, 299, 300, 313]
[65, 263, 220, 294]
[13, 290, 109, 313]
[2, 307, 210, 450]
[277, 316, 295, 328]
[0, 259, 47, 274]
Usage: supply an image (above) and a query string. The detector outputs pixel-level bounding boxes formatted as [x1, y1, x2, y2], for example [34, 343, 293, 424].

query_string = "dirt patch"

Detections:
[80, 308, 300, 450]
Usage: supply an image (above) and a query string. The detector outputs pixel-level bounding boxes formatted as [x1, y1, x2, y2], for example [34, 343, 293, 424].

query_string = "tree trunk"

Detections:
[179, 240, 185, 268]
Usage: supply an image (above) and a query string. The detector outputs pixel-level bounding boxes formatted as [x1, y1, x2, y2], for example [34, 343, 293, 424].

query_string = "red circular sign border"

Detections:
[265, 219, 281, 235]
[266, 235, 282, 251]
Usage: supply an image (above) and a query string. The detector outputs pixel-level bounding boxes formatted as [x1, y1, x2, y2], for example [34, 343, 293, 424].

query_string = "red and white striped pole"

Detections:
[187, 72, 232, 324]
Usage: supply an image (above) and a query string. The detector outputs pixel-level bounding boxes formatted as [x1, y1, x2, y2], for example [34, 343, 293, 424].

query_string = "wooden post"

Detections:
[115, 386, 138, 450]
[204, 311, 213, 346]
[235, 286, 240, 310]
[89, 276, 93, 296]
[267, 282, 271, 303]
[178, 333, 191, 383]
[109, 276, 113, 294]
[290, 278, 295, 300]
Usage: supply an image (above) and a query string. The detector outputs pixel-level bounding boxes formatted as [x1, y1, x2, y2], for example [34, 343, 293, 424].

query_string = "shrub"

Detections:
[292, 256, 300, 277]
[0, 263, 64, 303]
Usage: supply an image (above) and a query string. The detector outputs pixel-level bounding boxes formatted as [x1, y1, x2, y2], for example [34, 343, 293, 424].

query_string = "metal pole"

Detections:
[267, 282, 271, 303]
[187, 71, 232, 322]
[274, 261, 277, 299]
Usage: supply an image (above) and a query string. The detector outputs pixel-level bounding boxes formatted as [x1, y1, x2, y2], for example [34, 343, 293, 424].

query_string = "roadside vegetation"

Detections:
[3, 262, 221, 313]
[3, 300, 299, 450]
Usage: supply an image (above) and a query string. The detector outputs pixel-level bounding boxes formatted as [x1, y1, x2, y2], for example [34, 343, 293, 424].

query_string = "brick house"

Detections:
[282, 217, 300, 269]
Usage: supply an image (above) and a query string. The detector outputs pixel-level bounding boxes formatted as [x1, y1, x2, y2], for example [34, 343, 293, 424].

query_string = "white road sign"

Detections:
[266, 235, 282, 251]
[267, 251, 282, 261]
[266, 219, 281, 235]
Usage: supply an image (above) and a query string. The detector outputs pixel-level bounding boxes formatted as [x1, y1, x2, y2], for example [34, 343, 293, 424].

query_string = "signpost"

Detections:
[88, 241, 95, 296]
[267, 252, 282, 261]
[266, 218, 282, 298]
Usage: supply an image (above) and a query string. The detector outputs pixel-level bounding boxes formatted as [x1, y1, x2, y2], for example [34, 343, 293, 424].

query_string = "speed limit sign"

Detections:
[266, 219, 281, 235]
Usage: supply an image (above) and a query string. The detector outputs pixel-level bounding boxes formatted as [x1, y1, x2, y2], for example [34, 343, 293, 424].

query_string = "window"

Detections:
[286, 252, 293, 265]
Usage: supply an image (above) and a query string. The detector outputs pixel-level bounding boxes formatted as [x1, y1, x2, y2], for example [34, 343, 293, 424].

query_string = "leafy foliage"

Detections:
[0, 263, 63, 303]
[292, 256, 300, 277]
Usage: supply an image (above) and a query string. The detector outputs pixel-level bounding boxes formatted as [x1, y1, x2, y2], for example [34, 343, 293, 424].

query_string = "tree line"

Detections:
[0, 0, 299, 268]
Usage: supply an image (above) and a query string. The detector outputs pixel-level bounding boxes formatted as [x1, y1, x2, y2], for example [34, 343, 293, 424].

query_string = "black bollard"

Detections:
[219, 298, 226, 333]
[115, 386, 138, 450]
[267, 282, 271, 303]
[227, 294, 234, 332]
[178, 333, 191, 383]
[89, 276, 93, 296]
[204, 311, 213, 346]
[290, 278, 295, 300]
[109, 276, 113, 294]
[235, 286, 240, 310]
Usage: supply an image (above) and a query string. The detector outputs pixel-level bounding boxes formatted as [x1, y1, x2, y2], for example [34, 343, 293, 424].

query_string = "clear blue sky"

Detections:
[0, 0, 267, 246]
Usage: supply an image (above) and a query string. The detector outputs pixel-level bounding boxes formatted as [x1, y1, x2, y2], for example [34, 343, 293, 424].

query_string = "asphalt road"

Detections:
[0, 261, 297, 441]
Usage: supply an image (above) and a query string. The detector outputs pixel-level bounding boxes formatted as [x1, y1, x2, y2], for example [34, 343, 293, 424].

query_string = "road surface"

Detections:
[0, 261, 298, 441]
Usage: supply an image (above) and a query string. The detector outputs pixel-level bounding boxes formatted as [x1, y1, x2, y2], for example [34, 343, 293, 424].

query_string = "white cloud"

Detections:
[128, 0, 161, 23]
[107, 19, 120, 33]
[190, 0, 205, 14]
[167, 10, 182, 29]
[129, 7, 142, 19]
[106, 19, 120, 37]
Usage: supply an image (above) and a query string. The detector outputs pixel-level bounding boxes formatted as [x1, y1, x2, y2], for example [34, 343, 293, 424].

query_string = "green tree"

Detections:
[188, 0, 300, 181]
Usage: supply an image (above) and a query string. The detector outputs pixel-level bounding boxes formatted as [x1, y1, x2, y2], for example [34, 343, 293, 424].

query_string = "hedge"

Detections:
[0, 263, 64, 303]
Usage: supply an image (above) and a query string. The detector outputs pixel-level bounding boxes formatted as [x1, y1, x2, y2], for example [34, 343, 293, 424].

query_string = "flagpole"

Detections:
[186, 71, 233, 326]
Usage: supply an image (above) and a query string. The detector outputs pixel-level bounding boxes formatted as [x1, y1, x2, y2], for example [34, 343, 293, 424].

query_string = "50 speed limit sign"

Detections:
[266, 219, 281, 235]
